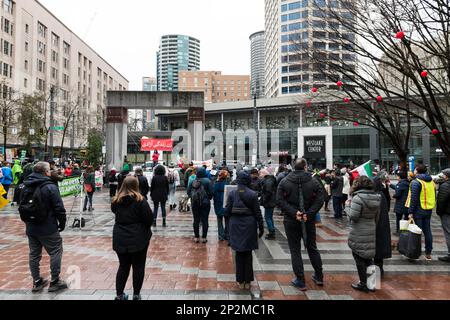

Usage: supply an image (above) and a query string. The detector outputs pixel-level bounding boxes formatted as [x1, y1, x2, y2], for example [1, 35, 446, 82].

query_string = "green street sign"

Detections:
[50, 126, 65, 131]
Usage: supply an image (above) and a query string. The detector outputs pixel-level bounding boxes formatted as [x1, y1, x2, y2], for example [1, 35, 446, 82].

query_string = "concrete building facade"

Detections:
[156, 34, 200, 91]
[264, 0, 357, 97]
[178, 71, 250, 103]
[0, 0, 128, 158]
[250, 31, 265, 99]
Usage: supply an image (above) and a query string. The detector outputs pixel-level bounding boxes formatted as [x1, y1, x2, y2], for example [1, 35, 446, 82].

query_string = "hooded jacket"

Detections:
[260, 175, 277, 208]
[12, 160, 23, 185]
[391, 179, 410, 215]
[1, 166, 13, 185]
[408, 174, 436, 218]
[348, 190, 381, 259]
[276, 170, 325, 221]
[23, 173, 66, 237]
[112, 195, 153, 254]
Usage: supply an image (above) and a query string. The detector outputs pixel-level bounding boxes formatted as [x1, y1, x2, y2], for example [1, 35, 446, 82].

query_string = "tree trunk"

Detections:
[59, 127, 68, 159]
[3, 126, 7, 159]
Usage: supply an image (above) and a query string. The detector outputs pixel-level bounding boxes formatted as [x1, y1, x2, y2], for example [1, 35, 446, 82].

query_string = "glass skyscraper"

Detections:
[156, 35, 201, 91]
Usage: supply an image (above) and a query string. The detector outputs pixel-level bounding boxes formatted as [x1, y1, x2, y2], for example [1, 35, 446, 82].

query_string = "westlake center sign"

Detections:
[304, 136, 326, 158]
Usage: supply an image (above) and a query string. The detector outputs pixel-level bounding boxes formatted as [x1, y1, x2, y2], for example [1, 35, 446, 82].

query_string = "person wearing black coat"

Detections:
[437, 169, 450, 262]
[151, 165, 169, 228]
[224, 171, 264, 290]
[373, 177, 392, 275]
[390, 171, 410, 234]
[112, 176, 153, 301]
[277, 159, 325, 291]
[260, 170, 277, 240]
[134, 168, 150, 200]
[23, 162, 68, 293]
[331, 171, 344, 219]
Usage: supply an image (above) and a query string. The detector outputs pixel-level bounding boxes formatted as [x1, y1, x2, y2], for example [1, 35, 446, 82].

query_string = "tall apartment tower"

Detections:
[156, 35, 200, 91]
[249, 31, 265, 99]
[264, 0, 357, 97]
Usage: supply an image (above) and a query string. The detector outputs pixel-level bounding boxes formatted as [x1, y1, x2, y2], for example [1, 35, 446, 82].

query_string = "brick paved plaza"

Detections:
[0, 190, 449, 301]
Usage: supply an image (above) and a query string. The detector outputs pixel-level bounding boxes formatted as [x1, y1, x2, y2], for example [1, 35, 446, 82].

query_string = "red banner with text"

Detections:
[141, 138, 173, 152]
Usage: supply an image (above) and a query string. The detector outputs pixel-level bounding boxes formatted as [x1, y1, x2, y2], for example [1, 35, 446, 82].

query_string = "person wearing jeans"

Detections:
[187, 167, 213, 243]
[437, 169, 450, 262]
[407, 164, 436, 260]
[83, 166, 96, 212]
[213, 170, 229, 241]
[151, 165, 169, 228]
[260, 170, 277, 240]
[23, 162, 68, 293]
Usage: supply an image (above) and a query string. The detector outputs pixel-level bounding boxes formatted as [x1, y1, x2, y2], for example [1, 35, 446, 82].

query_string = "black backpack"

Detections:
[191, 179, 207, 207]
[19, 182, 53, 223]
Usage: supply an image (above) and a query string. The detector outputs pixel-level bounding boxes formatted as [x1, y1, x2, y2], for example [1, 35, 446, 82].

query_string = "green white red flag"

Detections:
[351, 161, 374, 180]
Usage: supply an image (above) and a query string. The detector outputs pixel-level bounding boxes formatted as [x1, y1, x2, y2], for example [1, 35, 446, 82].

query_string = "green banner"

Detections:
[58, 177, 81, 197]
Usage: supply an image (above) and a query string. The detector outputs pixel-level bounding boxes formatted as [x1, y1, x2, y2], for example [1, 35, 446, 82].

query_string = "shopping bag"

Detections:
[398, 220, 422, 260]
[367, 265, 380, 291]
[399, 220, 410, 231]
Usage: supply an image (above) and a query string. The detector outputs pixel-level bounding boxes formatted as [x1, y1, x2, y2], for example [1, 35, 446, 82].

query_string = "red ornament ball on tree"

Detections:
[377, 96, 383, 102]
[312, 87, 318, 93]
[337, 81, 343, 87]
[306, 100, 312, 107]
[421, 71, 428, 78]
[353, 122, 360, 127]
[395, 31, 405, 40]
[432, 129, 439, 135]
[319, 113, 326, 119]
[344, 97, 350, 103]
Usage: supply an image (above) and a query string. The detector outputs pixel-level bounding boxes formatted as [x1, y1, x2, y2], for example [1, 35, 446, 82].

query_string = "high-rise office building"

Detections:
[264, 0, 357, 97]
[156, 35, 200, 91]
[179, 71, 250, 103]
[0, 0, 128, 155]
[142, 76, 157, 91]
[250, 31, 265, 99]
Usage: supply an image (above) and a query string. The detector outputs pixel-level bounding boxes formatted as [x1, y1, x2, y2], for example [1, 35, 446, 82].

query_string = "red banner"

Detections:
[141, 138, 173, 152]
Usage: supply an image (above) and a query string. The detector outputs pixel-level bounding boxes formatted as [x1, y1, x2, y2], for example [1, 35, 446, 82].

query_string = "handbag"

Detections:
[398, 219, 422, 260]
[84, 184, 93, 193]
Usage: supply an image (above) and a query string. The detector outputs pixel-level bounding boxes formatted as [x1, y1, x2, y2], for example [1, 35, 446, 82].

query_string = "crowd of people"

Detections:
[3, 156, 449, 300]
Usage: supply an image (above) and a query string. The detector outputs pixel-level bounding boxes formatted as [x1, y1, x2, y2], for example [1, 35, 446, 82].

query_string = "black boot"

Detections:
[265, 231, 276, 240]
[351, 282, 370, 293]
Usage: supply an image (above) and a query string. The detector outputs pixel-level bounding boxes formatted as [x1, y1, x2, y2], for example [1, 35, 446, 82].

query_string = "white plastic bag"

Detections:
[408, 222, 423, 235]
[367, 265, 380, 291]
[399, 220, 410, 231]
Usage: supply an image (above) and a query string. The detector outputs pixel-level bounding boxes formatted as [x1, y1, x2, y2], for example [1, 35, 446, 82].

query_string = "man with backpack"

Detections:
[277, 159, 325, 291]
[20, 162, 68, 293]
[187, 167, 213, 243]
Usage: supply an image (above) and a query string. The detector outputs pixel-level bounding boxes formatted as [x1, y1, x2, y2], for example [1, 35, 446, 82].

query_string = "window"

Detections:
[25, 24, 29, 33]
[63, 74, 69, 85]
[3, 40, 11, 56]
[3, 18, 10, 34]
[38, 22, 47, 38]
[37, 59, 46, 72]
[51, 67, 58, 80]
[63, 58, 69, 69]
[25, 41, 29, 52]
[24, 78, 28, 88]
[24, 60, 28, 70]
[37, 41, 46, 55]
[52, 50, 59, 63]
[51, 33, 60, 47]
[63, 42, 70, 55]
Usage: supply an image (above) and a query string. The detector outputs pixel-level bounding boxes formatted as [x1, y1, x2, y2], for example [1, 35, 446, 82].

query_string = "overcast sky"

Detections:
[39, 0, 265, 90]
